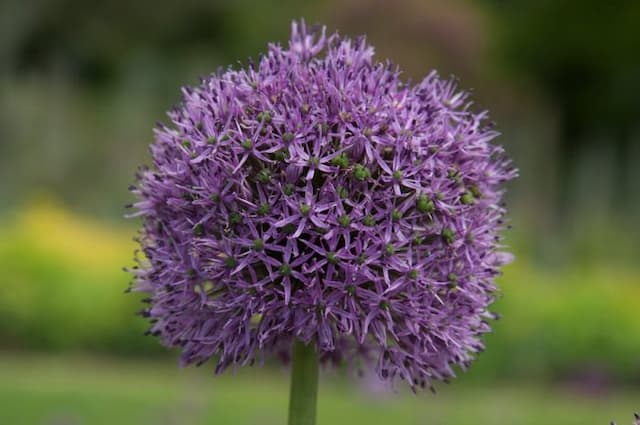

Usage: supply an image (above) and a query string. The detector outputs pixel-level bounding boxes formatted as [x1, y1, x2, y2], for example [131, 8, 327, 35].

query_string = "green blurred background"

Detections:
[1, 0, 638, 424]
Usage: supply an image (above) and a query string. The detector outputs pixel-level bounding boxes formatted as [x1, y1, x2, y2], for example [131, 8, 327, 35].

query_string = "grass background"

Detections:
[2, 353, 639, 425]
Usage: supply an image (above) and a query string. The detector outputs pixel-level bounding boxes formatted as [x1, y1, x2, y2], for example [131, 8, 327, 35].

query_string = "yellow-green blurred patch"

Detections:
[0, 200, 639, 381]
[0, 199, 153, 354]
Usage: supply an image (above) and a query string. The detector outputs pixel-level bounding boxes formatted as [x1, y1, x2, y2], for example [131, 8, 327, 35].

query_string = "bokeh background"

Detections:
[1, 0, 639, 424]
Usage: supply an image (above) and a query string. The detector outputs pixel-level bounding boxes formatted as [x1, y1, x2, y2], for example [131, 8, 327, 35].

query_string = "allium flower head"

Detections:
[129, 20, 517, 391]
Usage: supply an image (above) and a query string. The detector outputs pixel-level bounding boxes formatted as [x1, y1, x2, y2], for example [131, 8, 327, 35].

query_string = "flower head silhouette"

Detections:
[129, 20, 516, 391]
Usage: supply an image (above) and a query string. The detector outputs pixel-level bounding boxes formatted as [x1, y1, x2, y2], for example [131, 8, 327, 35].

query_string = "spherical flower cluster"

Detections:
[129, 20, 516, 391]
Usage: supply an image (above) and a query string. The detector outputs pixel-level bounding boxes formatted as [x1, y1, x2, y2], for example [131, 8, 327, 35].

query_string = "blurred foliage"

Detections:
[2, 353, 640, 425]
[1, 201, 639, 383]
[486, 0, 640, 205]
[0, 199, 159, 355]
[3, 0, 315, 85]
[488, 0, 640, 140]
[479, 264, 640, 383]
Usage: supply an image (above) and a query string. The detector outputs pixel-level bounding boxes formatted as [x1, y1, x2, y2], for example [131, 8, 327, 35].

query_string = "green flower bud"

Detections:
[299, 203, 311, 216]
[257, 111, 273, 123]
[338, 215, 351, 227]
[256, 168, 271, 184]
[448, 168, 461, 183]
[241, 139, 253, 150]
[327, 251, 338, 264]
[282, 132, 295, 143]
[225, 256, 237, 268]
[470, 184, 482, 198]
[385, 243, 395, 256]
[280, 263, 292, 276]
[330, 153, 350, 168]
[193, 223, 204, 236]
[460, 191, 474, 205]
[229, 212, 242, 225]
[353, 164, 371, 181]
[416, 195, 435, 213]
[257, 203, 270, 216]
[283, 183, 295, 196]
[274, 149, 289, 161]
[363, 214, 375, 226]
[281, 223, 296, 234]
[442, 227, 455, 245]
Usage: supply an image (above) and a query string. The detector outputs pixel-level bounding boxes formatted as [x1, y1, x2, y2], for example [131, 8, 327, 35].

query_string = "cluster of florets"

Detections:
[129, 20, 516, 391]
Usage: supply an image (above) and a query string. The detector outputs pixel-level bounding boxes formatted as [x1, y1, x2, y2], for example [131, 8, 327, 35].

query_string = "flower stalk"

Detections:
[288, 340, 319, 425]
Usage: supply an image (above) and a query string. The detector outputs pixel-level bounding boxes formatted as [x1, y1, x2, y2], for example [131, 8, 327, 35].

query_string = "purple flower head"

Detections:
[129, 20, 517, 391]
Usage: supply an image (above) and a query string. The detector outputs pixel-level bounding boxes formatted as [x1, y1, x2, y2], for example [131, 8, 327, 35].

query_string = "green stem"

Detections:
[288, 339, 319, 425]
